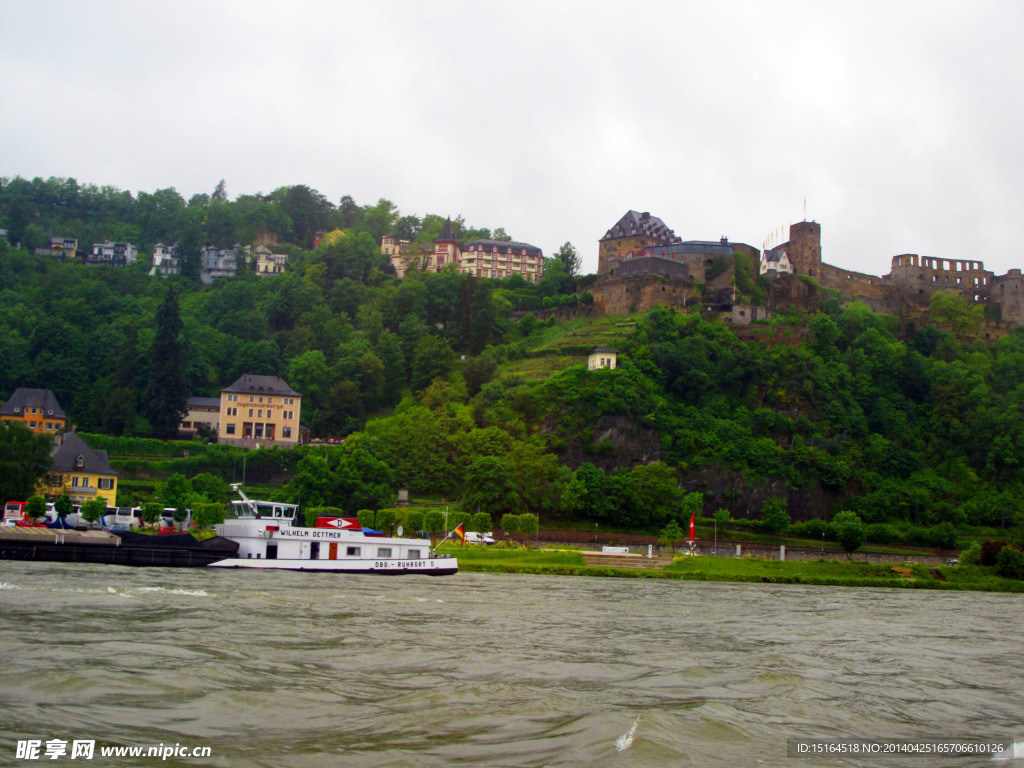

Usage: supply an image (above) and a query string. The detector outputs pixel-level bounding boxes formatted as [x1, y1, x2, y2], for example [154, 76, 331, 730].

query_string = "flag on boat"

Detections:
[689, 512, 695, 544]
[452, 524, 465, 542]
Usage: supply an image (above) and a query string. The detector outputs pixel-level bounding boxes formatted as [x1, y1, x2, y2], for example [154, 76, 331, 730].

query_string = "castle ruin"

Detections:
[591, 210, 1024, 330]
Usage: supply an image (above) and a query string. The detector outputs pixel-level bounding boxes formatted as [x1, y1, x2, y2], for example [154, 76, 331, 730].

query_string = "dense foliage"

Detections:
[3, 175, 1024, 545]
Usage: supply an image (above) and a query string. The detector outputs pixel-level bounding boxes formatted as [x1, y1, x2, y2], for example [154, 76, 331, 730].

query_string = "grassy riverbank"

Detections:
[437, 544, 1024, 592]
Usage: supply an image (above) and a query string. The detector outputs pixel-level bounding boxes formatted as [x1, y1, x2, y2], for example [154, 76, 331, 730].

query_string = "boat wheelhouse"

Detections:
[209, 486, 457, 575]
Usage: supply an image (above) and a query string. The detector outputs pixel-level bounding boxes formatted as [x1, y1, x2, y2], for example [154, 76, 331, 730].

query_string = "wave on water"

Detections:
[615, 715, 640, 752]
[133, 586, 212, 597]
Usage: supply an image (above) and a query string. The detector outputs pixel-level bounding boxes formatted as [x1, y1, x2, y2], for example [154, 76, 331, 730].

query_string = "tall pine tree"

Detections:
[146, 286, 188, 438]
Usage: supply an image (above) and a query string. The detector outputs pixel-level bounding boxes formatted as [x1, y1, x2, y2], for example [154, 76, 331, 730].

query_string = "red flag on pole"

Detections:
[689, 512, 695, 544]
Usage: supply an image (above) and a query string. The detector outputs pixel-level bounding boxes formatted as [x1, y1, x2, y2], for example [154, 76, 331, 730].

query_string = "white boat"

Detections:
[209, 486, 457, 575]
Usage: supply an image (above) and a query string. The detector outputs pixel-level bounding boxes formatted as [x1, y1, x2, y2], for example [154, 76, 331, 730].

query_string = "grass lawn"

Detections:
[437, 543, 1024, 592]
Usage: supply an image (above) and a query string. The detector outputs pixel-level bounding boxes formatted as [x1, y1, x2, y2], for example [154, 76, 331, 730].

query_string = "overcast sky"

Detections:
[3, 0, 1024, 277]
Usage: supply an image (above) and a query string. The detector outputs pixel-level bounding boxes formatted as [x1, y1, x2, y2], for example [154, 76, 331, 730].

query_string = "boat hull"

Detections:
[0, 531, 238, 568]
[207, 556, 458, 575]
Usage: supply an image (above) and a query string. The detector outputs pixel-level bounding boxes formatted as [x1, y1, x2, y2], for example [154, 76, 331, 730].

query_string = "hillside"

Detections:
[2, 175, 1024, 554]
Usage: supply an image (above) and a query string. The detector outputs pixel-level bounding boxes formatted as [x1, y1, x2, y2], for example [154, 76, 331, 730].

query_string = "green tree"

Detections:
[161, 473, 191, 518]
[831, 510, 865, 554]
[404, 508, 425, 534]
[191, 472, 229, 503]
[411, 335, 455, 391]
[659, 520, 683, 549]
[500, 513, 519, 544]
[423, 509, 446, 538]
[995, 546, 1024, 580]
[26, 495, 47, 522]
[193, 502, 226, 529]
[460, 456, 519, 518]
[81, 498, 107, 525]
[554, 242, 581, 278]
[760, 496, 791, 534]
[470, 511, 492, 533]
[146, 286, 188, 438]
[54, 495, 73, 519]
[0, 422, 52, 503]
[375, 507, 397, 534]
[518, 513, 539, 547]
[140, 502, 164, 527]
[630, 462, 681, 527]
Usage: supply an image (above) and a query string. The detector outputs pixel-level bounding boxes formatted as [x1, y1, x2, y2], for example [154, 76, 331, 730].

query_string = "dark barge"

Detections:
[0, 527, 238, 567]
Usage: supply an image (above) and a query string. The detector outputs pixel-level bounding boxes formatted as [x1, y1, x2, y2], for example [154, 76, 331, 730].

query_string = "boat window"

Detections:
[377, 548, 392, 558]
[408, 549, 421, 559]
[346, 547, 361, 557]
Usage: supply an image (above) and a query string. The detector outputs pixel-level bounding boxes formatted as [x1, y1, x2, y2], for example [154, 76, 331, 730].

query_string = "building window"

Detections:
[98, 478, 114, 490]
[282, 427, 292, 438]
[226, 424, 236, 435]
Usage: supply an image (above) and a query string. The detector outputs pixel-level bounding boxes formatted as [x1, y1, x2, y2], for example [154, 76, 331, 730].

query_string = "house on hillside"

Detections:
[389, 218, 544, 282]
[588, 348, 618, 370]
[35, 236, 78, 260]
[39, 431, 118, 507]
[760, 246, 793, 275]
[179, 397, 221, 438]
[88, 241, 139, 266]
[1, 388, 67, 434]
[200, 245, 238, 282]
[217, 374, 302, 448]
[253, 245, 288, 276]
[150, 243, 179, 276]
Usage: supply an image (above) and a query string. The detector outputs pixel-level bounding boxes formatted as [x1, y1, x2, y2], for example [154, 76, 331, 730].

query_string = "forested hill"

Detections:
[2, 176, 1023, 541]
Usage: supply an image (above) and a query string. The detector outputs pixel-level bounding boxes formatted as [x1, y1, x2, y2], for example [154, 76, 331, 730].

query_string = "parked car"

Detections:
[465, 531, 496, 545]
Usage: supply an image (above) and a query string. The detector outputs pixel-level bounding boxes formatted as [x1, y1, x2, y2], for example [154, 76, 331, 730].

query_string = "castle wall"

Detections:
[598, 235, 658, 274]
[590, 274, 694, 316]
[887, 253, 993, 302]
[818, 264, 887, 312]
[989, 269, 1024, 325]
[614, 256, 689, 280]
[787, 221, 822, 277]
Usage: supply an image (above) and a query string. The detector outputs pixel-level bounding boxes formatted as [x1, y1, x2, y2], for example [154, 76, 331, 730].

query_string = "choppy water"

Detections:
[0, 562, 1020, 767]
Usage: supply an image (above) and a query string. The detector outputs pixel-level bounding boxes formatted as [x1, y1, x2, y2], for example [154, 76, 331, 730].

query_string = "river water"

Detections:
[0, 562, 1020, 767]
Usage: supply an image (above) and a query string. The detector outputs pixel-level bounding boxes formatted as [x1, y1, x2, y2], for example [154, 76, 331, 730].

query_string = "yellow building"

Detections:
[253, 245, 288, 276]
[1, 388, 67, 435]
[39, 431, 118, 506]
[218, 374, 301, 448]
[588, 347, 618, 370]
[179, 397, 221, 437]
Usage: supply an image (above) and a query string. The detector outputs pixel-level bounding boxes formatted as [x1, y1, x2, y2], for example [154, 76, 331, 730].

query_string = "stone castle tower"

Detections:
[787, 221, 822, 278]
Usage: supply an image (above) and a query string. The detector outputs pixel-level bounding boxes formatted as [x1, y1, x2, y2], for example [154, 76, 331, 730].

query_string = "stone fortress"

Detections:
[590, 210, 1024, 330]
